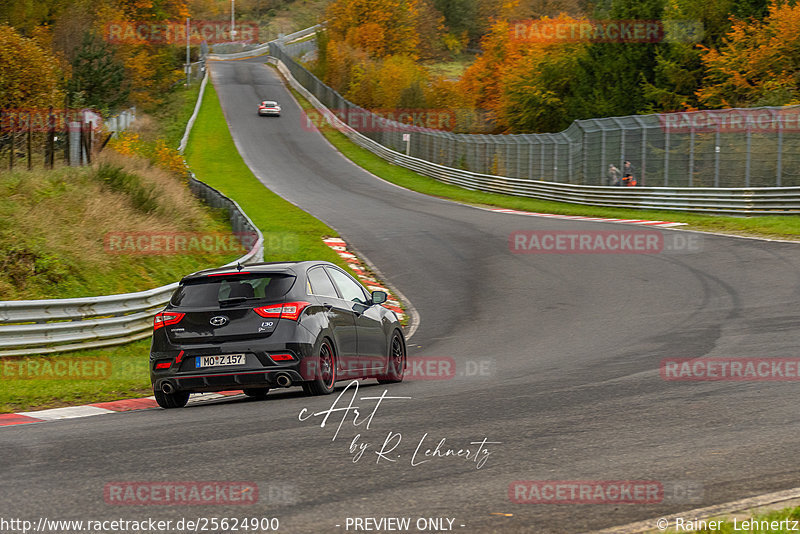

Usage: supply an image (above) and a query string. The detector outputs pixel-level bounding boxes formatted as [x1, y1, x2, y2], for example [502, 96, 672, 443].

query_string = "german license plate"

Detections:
[196, 354, 246, 368]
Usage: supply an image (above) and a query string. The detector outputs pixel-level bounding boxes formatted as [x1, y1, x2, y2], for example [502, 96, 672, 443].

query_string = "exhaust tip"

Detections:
[275, 373, 292, 387]
[161, 381, 175, 394]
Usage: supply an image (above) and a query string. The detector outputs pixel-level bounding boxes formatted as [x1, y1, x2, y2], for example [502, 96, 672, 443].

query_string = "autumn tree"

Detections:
[697, 0, 800, 108]
[0, 24, 62, 110]
[459, 15, 588, 132]
[325, 0, 444, 60]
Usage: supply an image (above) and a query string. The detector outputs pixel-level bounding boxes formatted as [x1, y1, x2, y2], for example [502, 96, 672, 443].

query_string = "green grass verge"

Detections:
[151, 83, 202, 148]
[0, 340, 152, 414]
[280, 72, 800, 241]
[183, 81, 346, 267]
[686, 505, 800, 533]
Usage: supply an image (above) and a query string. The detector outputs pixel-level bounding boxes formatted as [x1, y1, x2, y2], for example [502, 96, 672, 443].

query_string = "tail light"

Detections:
[154, 312, 185, 330]
[254, 301, 310, 321]
[270, 353, 295, 361]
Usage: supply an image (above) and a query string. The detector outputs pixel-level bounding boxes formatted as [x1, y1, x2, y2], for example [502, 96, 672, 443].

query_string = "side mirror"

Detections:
[371, 290, 387, 305]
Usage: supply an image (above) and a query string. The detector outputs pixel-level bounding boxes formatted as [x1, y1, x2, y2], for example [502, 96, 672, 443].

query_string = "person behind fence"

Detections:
[607, 164, 621, 186]
[622, 160, 637, 186]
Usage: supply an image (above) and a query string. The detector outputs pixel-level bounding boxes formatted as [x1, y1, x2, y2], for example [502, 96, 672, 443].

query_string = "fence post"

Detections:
[540, 141, 545, 180]
[600, 129, 606, 185]
[69, 122, 81, 166]
[27, 120, 32, 171]
[566, 135, 573, 184]
[640, 124, 647, 187]
[663, 125, 670, 186]
[688, 126, 694, 187]
[85, 121, 93, 165]
[64, 96, 70, 165]
[745, 122, 751, 187]
[553, 140, 558, 181]
[8, 114, 13, 171]
[47, 108, 55, 169]
[581, 131, 588, 184]
[777, 121, 783, 187]
[714, 125, 721, 188]
[527, 139, 534, 180]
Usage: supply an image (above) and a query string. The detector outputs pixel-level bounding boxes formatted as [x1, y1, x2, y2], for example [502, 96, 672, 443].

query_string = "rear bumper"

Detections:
[150, 319, 318, 393]
[154, 368, 305, 393]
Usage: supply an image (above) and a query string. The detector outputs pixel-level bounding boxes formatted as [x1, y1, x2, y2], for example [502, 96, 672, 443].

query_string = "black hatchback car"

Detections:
[150, 261, 406, 408]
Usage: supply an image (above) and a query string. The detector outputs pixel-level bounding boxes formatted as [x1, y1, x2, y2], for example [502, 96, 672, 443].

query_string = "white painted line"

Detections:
[17, 406, 115, 421]
[486, 207, 688, 227]
[188, 393, 225, 403]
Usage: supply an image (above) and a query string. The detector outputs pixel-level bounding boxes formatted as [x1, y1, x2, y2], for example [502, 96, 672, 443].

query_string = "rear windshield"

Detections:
[170, 273, 295, 307]
[263, 101, 277, 106]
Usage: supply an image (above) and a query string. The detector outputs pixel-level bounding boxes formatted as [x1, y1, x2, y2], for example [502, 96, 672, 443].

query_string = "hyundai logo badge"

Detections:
[209, 316, 229, 327]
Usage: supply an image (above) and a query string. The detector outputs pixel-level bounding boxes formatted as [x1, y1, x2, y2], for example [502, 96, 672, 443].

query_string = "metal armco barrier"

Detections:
[207, 43, 271, 60]
[270, 42, 800, 215]
[207, 25, 321, 61]
[0, 162, 264, 356]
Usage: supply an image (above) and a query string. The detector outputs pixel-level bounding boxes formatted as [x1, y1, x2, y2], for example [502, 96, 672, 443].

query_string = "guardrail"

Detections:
[179, 71, 209, 154]
[207, 25, 321, 61]
[207, 43, 271, 61]
[269, 49, 800, 214]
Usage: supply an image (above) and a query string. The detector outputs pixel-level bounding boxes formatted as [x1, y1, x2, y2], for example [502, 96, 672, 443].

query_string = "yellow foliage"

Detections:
[109, 132, 187, 179]
[0, 24, 63, 110]
[698, 0, 800, 107]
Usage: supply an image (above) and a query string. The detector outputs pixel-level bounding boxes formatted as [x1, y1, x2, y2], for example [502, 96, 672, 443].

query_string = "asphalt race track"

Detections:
[3, 56, 800, 533]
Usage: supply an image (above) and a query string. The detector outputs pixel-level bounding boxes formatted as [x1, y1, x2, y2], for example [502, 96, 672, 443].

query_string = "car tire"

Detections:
[303, 339, 337, 396]
[378, 330, 406, 384]
[154, 388, 190, 409]
[243, 387, 270, 399]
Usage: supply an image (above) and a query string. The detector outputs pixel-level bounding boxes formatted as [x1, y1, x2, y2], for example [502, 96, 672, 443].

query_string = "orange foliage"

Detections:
[698, 0, 800, 108]
[325, 0, 443, 61]
[0, 24, 63, 110]
[459, 14, 588, 132]
[109, 132, 186, 177]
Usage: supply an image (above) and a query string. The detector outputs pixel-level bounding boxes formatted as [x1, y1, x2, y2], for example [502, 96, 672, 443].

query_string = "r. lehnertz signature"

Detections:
[298, 380, 500, 469]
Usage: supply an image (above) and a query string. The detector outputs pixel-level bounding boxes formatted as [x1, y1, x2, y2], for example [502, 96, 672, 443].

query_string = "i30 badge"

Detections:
[209, 316, 229, 327]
